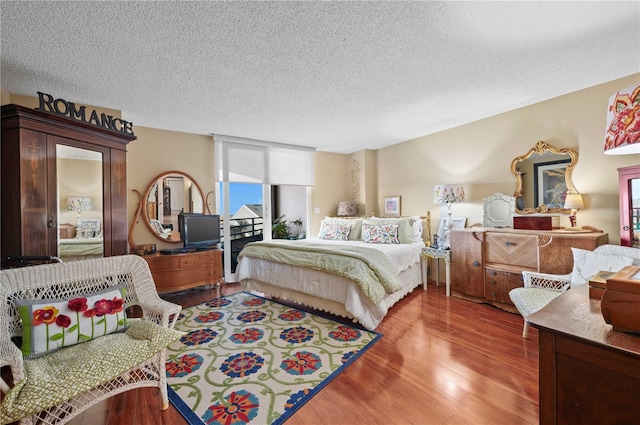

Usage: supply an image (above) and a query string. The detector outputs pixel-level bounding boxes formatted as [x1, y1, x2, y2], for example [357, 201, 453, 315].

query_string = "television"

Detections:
[179, 213, 221, 251]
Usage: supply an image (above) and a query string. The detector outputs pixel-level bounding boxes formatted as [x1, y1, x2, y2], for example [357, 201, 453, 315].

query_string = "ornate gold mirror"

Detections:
[142, 170, 206, 243]
[511, 141, 578, 214]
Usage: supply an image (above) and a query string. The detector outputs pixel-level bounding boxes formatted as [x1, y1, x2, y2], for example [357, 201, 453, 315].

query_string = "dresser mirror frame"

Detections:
[511, 141, 578, 215]
[142, 170, 206, 243]
[483, 192, 515, 228]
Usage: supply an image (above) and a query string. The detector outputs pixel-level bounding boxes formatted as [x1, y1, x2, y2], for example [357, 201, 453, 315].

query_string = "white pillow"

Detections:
[410, 215, 423, 242]
[570, 247, 634, 287]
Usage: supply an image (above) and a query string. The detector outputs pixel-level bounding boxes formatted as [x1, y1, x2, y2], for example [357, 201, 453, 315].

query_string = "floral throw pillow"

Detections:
[318, 223, 351, 241]
[16, 285, 128, 359]
[363, 223, 400, 244]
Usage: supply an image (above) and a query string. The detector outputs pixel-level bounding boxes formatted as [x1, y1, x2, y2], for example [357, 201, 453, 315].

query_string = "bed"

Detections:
[237, 214, 429, 330]
[58, 237, 104, 259]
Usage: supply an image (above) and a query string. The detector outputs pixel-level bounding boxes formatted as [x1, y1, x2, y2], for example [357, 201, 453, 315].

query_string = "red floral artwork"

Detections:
[604, 85, 640, 151]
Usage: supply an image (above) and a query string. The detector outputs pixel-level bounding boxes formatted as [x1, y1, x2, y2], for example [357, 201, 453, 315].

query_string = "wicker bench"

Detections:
[0, 255, 183, 425]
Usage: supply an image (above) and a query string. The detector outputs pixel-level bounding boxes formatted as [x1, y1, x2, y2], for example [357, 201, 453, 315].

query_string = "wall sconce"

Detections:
[67, 197, 92, 226]
[603, 84, 639, 155]
[433, 184, 465, 249]
[563, 194, 585, 231]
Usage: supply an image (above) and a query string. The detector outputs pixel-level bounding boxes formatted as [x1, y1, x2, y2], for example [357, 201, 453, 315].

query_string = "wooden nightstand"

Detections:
[59, 223, 76, 239]
[422, 246, 451, 296]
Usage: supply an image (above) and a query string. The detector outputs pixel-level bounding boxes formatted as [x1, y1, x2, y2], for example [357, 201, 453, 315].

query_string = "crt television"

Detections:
[179, 213, 221, 251]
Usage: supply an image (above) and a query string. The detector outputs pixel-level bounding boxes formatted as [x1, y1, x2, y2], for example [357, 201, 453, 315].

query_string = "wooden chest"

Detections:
[601, 266, 640, 333]
[59, 223, 76, 239]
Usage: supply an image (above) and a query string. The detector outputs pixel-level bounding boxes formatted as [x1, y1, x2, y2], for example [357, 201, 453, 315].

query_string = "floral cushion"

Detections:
[363, 217, 414, 243]
[16, 285, 128, 359]
[318, 223, 351, 241]
[362, 223, 400, 244]
[321, 217, 363, 240]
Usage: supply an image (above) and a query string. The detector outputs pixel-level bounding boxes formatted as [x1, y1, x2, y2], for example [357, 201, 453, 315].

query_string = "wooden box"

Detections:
[513, 216, 552, 230]
[601, 265, 640, 333]
[59, 223, 76, 239]
[588, 270, 615, 299]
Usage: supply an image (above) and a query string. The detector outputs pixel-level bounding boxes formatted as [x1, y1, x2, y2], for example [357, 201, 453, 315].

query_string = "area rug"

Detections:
[165, 291, 381, 425]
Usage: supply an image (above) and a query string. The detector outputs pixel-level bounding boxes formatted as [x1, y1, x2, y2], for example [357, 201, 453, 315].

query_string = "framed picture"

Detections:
[383, 196, 401, 216]
[436, 216, 466, 247]
[78, 218, 101, 238]
[534, 159, 570, 208]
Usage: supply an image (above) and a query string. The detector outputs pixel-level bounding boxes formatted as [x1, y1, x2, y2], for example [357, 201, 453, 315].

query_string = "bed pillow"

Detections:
[322, 217, 363, 241]
[569, 248, 634, 288]
[318, 223, 351, 241]
[363, 217, 413, 243]
[362, 223, 400, 244]
[16, 285, 128, 359]
[410, 215, 423, 242]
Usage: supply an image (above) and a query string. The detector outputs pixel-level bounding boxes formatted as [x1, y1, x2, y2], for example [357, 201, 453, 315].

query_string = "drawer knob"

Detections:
[472, 260, 480, 267]
[505, 241, 513, 246]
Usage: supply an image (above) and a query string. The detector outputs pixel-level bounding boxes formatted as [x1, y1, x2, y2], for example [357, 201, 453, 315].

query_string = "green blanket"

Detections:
[238, 240, 402, 305]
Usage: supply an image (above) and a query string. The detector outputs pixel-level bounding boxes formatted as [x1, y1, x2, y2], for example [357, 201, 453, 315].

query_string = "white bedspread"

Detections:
[237, 238, 425, 330]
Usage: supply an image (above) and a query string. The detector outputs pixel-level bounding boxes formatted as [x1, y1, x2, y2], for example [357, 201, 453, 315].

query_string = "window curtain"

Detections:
[214, 134, 315, 186]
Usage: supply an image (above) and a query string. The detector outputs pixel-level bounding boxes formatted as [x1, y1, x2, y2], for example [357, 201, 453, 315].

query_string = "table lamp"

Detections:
[433, 184, 465, 249]
[67, 197, 92, 227]
[563, 194, 584, 231]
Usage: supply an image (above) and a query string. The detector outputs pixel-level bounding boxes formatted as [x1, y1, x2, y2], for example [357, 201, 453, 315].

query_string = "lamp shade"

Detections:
[67, 197, 92, 212]
[604, 84, 640, 155]
[433, 185, 465, 205]
[563, 194, 584, 210]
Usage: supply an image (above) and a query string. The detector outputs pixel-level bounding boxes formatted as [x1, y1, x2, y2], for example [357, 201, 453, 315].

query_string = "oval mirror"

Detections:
[142, 170, 206, 243]
[511, 141, 578, 214]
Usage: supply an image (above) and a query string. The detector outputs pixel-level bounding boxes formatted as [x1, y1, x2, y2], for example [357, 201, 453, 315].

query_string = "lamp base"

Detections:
[564, 226, 584, 231]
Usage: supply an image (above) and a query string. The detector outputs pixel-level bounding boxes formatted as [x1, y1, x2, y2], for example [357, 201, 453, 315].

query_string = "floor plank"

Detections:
[76, 282, 538, 425]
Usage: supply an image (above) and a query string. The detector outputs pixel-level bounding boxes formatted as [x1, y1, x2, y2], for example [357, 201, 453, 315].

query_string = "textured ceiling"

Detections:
[1, 1, 639, 154]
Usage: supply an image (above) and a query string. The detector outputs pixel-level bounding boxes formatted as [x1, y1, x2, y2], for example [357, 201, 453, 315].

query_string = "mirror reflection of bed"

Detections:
[56, 145, 105, 262]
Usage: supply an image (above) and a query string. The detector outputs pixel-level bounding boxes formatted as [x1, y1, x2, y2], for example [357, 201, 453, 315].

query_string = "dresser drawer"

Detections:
[484, 233, 537, 269]
[485, 267, 527, 305]
[179, 251, 214, 268]
[145, 256, 180, 271]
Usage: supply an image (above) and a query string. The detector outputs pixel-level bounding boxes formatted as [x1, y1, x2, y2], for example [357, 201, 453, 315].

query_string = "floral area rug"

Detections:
[166, 291, 381, 425]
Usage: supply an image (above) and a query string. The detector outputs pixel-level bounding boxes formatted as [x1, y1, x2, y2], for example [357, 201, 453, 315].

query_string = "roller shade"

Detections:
[214, 134, 315, 186]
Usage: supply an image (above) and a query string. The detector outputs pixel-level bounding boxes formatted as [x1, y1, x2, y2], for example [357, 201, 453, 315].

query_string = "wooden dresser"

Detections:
[143, 249, 223, 293]
[450, 227, 608, 311]
[529, 284, 640, 425]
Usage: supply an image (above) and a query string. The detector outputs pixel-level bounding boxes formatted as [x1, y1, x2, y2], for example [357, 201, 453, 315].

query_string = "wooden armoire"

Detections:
[1, 104, 136, 259]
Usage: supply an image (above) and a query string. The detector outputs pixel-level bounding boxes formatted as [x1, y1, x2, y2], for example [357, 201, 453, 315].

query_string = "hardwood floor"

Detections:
[67, 282, 539, 425]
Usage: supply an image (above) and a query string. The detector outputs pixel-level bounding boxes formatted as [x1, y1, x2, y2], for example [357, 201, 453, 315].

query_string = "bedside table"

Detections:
[422, 246, 451, 296]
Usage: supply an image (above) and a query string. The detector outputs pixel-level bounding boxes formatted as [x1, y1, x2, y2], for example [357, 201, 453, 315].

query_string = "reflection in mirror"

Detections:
[56, 145, 104, 261]
[483, 192, 515, 228]
[143, 171, 205, 243]
[511, 141, 578, 215]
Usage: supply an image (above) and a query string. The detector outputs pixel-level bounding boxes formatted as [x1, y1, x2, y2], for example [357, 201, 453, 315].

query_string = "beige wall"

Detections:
[4, 73, 638, 247]
[309, 152, 351, 235]
[58, 157, 103, 226]
[127, 126, 215, 249]
[375, 73, 640, 244]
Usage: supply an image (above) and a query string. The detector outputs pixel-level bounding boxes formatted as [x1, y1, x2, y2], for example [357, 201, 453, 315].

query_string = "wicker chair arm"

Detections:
[0, 341, 25, 394]
[522, 271, 572, 291]
[138, 298, 182, 328]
